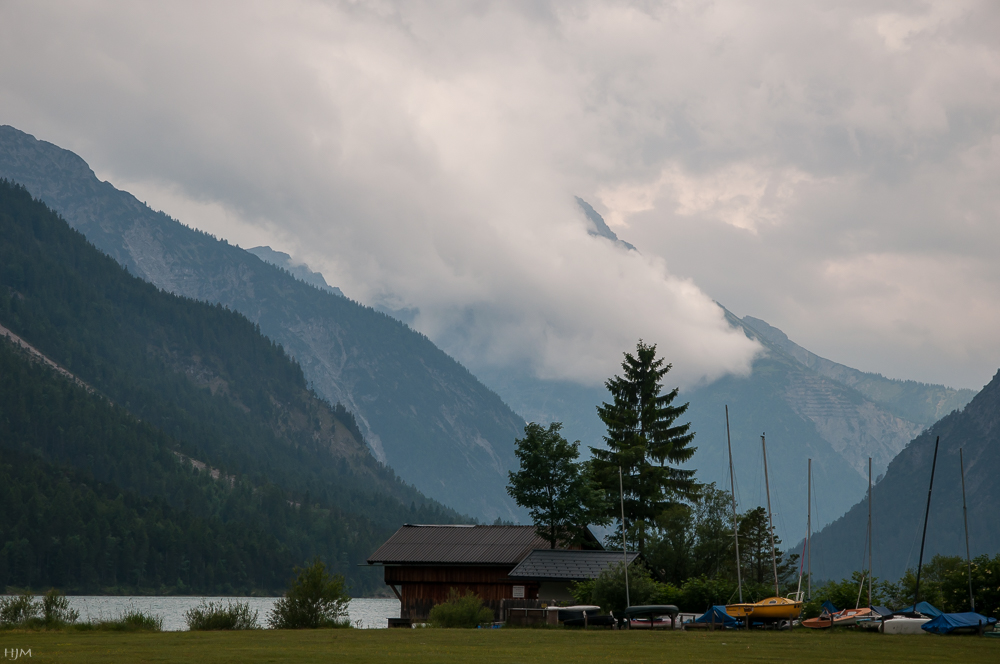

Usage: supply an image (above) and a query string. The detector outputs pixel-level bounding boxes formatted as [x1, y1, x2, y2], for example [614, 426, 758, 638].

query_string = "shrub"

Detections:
[90, 607, 163, 632]
[676, 576, 737, 613]
[0, 592, 39, 626]
[0, 592, 159, 631]
[428, 590, 494, 628]
[268, 559, 351, 629]
[574, 561, 663, 614]
[42, 588, 79, 626]
[185, 600, 259, 630]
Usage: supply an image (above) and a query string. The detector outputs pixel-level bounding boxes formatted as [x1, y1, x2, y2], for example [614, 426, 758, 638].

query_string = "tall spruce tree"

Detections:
[590, 340, 697, 553]
[739, 506, 798, 590]
[507, 422, 608, 548]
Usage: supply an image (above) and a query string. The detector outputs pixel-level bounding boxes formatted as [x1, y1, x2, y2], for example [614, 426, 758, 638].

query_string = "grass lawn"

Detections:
[1, 627, 996, 663]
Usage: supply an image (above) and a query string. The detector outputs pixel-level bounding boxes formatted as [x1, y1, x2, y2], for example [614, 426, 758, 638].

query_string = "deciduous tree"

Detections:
[507, 422, 608, 548]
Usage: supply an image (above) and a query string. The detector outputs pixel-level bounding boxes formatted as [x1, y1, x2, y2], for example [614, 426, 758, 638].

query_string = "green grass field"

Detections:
[0, 628, 996, 663]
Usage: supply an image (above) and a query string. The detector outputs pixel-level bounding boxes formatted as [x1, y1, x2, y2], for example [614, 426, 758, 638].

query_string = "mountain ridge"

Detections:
[0, 180, 464, 592]
[245, 245, 345, 298]
[805, 368, 1000, 582]
[742, 316, 974, 426]
[0, 124, 527, 523]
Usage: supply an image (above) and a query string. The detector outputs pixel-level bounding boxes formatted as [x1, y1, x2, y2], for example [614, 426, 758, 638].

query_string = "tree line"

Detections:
[507, 340, 998, 617]
[508, 340, 796, 598]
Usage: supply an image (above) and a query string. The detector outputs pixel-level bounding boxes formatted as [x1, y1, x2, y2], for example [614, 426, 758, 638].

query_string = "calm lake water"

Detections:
[61, 596, 400, 631]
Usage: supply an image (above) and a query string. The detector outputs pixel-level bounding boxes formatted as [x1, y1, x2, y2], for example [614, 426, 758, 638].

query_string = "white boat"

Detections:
[880, 617, 931, 635]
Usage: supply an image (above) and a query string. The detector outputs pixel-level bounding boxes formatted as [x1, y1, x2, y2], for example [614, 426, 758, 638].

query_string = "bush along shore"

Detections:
[0, 588, 162, 631]
[0, 559, 352, 632]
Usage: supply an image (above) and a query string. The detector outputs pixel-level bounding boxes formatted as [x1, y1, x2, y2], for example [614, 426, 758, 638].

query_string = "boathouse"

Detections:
[508, 548, 639, 602]
[367, 524, 621, 621]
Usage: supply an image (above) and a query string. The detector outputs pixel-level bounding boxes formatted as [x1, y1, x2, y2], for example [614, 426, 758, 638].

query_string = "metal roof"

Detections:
[366, 525, 552, 565]
[508, 549, 640, 581]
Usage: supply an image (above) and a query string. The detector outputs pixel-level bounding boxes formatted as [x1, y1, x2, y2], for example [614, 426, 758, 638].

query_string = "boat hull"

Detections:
[801, 616, 836, 629]
[881, 617, 931, 635]
[726, 597, 802, 621]
[832, 607, 875, 627]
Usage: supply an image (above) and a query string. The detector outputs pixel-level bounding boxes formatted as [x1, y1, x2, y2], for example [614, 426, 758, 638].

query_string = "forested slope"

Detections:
[807, 368, 1000, 582]
[0, 124, 526, 523]
[0, 180, 462, 594]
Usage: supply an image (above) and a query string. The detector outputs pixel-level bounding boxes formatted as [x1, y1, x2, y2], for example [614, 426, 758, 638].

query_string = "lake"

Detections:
[61, 596, 401, 631]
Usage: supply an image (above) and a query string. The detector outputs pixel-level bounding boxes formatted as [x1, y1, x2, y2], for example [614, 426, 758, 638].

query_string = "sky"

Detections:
[1, 1, 998, 391]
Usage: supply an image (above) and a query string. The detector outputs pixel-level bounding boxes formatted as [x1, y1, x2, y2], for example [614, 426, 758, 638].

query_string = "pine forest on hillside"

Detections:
[0, 124, 527, 524]
[0, 180, 463, 595]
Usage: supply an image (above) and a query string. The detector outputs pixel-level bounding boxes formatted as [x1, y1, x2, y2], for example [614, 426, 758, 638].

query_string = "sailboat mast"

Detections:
[807, 458, 812, 601]
[762, 433, 779, 597]
[619, 466, 630, 609]
[726, 405, 743, 603]
[915, 436, 940, 607]
[960, 448, 975, 612]
[868, 457, 872, 608]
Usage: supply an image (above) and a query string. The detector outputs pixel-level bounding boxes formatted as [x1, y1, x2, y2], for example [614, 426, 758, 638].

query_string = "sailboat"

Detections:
[880, 437, 941, 635]
[725, 432, 803, 623]
[882, 444, 997, 635]
[805, 456, 880, 630]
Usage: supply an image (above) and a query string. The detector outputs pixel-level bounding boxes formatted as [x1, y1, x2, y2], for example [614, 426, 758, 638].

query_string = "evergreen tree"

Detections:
[0, 180, 467, 595]
[507, 423, 608, 548]
[690, 485, 738, 580]
[590, 340, 696, 553]
[738, 506, 798, 592]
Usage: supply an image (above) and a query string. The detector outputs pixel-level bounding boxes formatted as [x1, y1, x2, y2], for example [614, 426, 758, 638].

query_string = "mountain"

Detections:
[0, 125, 526, 523]
[0, 180, 461, 593]
[742, 316, 974, 427]
[575, 197, 636, 251]
[479, 310, 975, 543]
[806, 369, 1000, 583]
[245, 245, 345, 297]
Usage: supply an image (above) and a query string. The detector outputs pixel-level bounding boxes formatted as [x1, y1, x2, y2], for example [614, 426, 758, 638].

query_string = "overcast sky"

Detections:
[2, 1, 998, 390]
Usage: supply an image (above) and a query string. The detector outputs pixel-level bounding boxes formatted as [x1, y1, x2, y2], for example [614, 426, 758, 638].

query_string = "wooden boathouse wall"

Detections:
[366, 525, 602, 622]
[384, 565, 541, 621]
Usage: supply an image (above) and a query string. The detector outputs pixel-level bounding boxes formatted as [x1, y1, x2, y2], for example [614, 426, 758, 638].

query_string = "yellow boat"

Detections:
[725, 596, 803, 621]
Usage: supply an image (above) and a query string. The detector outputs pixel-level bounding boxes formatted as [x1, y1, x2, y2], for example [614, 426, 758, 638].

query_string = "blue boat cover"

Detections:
[821, 600, 839, 614]
[921, 612, 998, 635]
[694, 606, 739, 627]
[896, 601, 942, 617]
[870, 605, 893, 617]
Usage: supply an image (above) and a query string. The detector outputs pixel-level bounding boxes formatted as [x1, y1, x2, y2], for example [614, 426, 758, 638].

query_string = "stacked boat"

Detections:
[802, 605, 881, 629]
[799, 600, 997, 635]
[725, 596, 803, 624]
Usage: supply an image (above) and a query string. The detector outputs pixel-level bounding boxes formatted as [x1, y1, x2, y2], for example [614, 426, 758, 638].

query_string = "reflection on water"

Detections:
[63, 596, 400, 631]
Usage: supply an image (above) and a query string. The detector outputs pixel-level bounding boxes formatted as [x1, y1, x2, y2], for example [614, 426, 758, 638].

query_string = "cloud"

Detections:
[600, 162, 815, 233]
[1, 0, 997, 389]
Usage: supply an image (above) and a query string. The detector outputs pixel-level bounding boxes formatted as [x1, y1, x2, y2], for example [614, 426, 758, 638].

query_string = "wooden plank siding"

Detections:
[384, 565, 540, 621]
[367, 526, 602, 622]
